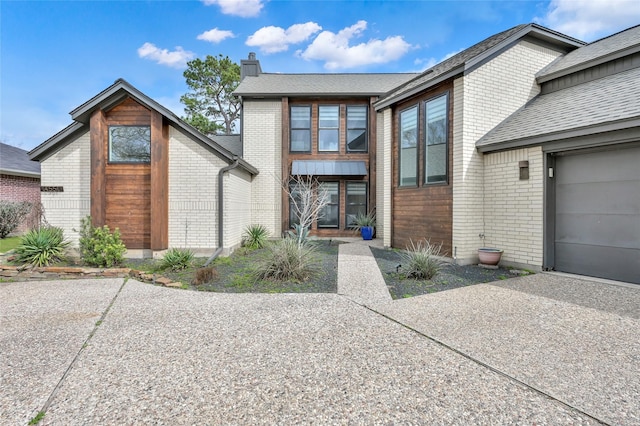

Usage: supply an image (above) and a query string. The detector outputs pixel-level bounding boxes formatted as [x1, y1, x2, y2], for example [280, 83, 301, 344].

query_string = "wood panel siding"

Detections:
[90, 109, 107, 226]
[283, 97, 375, 236]
[150, 110, 168, 250]
[391, 82, 454, 255]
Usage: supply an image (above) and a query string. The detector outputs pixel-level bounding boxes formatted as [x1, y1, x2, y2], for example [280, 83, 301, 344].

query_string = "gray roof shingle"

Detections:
[234, 73, 420, 97]
[537, 25, 640, 81]
[477, 66, 640, 151]
[0, 142, 41, 176]
[211, 134, 242, 157]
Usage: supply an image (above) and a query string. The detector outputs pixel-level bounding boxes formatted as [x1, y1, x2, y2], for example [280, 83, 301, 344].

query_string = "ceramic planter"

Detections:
[478, 248, 503, 265]
[361, 226, 374, 241]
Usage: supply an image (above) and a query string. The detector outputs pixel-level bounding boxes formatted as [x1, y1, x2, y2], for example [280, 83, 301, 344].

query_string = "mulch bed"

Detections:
[370, 246, 528, 299]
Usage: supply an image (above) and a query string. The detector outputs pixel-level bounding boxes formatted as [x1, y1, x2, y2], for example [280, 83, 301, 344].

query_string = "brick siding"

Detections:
[0, 174, 41, 232]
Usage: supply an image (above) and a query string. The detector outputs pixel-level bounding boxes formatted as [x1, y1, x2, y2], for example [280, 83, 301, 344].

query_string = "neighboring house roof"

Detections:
[375, 23, 585, 110]
[476, 66, 640, 152]
[234, 73, 420, 97]
[537, 24, 640, 82]
[211, 134, 242, 157]
[29, 79, 258, 176]
[0, 142, 41, 178]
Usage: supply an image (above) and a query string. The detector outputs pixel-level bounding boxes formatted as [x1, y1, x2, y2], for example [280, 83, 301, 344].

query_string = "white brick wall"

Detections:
[223, 168, 252, 250]
[168, 127, 227, 249]
[242, 100, 283, 237]
[40, 131, 91, 245]
[377, 108, 393, 247]
[483, 147, 543, 268]
[452, 40, 562, 265]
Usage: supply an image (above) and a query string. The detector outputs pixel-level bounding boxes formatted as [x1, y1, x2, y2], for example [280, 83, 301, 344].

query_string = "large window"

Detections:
[318, 106, 339, 152]
[289, 183, 301, 227]
[109, 126, 151, 163]
[424, 94, 448, 183]
[399, 106, 418, 186]
[346, 106, 367, 152]
[317, 182, 339, 228]
[291, 106, 311, 152]
[345, 182, 367, 228]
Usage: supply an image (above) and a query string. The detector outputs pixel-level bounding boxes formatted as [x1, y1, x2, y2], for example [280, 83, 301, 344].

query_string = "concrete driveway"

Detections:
[1, 274, 638, 425]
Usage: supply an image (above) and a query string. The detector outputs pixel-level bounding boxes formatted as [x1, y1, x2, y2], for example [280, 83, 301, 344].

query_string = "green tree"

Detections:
[180, 54, 241, 135]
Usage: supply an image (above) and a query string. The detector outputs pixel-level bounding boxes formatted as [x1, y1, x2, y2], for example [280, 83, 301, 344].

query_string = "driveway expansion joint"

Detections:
[33, 278, 128, 422]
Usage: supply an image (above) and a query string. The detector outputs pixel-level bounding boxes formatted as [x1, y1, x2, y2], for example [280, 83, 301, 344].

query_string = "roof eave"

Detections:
[477, 117, 640, 153]
[29, 122, 88, 161]
[0, 168, 40, 178]
[537, 44, 640, 83]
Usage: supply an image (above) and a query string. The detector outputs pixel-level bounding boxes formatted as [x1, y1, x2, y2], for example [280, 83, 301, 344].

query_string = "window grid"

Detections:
[398, 105, 418, 187]
[424, 93, 448, 184]
[346, 106, 367, 152]
[290, 106, 311, 152]
[345, 182, 367, 229]
[318, 106, 340, 152]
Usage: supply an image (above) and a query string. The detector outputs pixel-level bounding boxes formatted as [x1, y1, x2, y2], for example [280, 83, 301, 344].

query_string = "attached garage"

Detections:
[550, 145, 640, 284]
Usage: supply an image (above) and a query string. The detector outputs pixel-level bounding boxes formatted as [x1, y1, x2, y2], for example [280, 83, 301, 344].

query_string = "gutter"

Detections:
[204, 156, 241, 266]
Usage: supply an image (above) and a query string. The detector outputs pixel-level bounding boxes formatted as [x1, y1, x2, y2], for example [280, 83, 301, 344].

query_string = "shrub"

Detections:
[285, 223, 310, 247]
[14, 226, 69, 266]
[159, 248, 194, 271]
[192, 266, 218, 285]
[242, 224, 270, 249]
[0, 201, 33, 238]
[78, 216, 126, 267]
[255, 238, 318, 282]
[400, 239, 446, 280]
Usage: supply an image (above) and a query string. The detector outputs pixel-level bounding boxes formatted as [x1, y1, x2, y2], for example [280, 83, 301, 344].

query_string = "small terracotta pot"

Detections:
[478, 248, 503, 265]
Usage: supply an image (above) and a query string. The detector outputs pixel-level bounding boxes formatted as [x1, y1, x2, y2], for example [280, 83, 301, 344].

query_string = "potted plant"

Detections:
[478, 248, 503, 265]
[352, 211, 376, 240]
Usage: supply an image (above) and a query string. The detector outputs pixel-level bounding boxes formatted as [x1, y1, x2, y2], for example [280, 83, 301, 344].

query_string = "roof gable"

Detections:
[29, 79, 257, 175]
[375, 23, 585, 110]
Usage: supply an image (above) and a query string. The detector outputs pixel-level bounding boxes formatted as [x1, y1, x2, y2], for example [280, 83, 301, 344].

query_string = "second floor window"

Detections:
[318, 106, 339, 152]
[347, 106, 367, 152]
[291, 106, 311, 152]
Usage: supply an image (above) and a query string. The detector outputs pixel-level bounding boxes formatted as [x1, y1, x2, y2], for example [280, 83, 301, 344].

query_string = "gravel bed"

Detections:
[370, 246, 527, 299]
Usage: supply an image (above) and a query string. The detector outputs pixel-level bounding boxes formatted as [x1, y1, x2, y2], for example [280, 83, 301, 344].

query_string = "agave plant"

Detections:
[14, 226, 69, 267]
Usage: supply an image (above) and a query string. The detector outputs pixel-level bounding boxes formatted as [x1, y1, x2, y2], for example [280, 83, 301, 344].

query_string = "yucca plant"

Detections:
[400, 239, 446, 280]
[255, 238, 318, 282]
[242, 224, 270, 249]
[14, 226, 69, 267]
[159, 248, 195, 271]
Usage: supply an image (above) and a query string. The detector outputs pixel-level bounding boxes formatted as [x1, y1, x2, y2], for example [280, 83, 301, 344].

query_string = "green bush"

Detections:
[400, 239, 446, 280]
[242, 224, 270, 249]
[255, 238, 318, 282]
[14, 226, 69, 267]
[78, 217, 126, 267]
[0, 201, 33, 238]
[159, 248, 194, 271]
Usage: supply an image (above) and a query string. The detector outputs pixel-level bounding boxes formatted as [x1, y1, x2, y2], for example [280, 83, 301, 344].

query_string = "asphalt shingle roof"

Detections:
[0, 142, 41, 176]
[537, 25, 640, 80]
[210, 134, 242, 157]
[234, 73, 420, 97]
[477, 66, 640, 150]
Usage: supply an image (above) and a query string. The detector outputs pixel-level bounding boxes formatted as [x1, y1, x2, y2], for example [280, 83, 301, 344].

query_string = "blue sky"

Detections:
[2, 0, 639, 151]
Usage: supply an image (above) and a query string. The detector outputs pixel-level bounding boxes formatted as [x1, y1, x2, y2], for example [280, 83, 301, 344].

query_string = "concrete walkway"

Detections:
[2, 248, 639, 424]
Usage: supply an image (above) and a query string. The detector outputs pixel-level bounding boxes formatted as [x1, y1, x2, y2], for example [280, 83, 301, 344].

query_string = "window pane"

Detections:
[109, 126, 151, 163]
[319, 129, 339, 152]
[291, 130, 310, 151]
[425, 94, 448, 183]
[291, 106, 311, 128]
[289, 184, 301, 227]
[346, 182, 367, 228]
[319, 106, 339, 128]
[318, 182, 339, 228]
[399, 106, 418, 186]
[347, 106, 367, 152]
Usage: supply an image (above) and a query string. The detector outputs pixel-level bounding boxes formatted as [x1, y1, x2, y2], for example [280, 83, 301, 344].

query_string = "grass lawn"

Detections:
[0, 236, 21, 253]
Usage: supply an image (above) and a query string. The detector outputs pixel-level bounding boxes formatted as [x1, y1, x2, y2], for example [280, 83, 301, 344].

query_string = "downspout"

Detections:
[204, 156, 240, 266]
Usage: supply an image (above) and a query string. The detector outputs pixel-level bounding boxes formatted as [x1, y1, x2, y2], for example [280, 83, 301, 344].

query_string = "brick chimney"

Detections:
[241, 52, 262, 80]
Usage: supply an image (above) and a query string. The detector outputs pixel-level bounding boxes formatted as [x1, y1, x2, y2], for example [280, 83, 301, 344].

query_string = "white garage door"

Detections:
[554, 145, 640, 284]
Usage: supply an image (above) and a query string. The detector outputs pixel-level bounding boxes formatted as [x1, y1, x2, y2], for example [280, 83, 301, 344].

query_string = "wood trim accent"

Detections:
[150, 111, 168, 250]
[281, 97, 290, 236]
[90, 109, 106, 227]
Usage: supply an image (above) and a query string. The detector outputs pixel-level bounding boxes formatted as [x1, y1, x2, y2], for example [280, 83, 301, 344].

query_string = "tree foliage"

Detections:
[180, 54, 241, 136]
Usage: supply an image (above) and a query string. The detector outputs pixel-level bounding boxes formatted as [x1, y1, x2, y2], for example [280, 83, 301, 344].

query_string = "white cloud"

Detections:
[137, 43, 195, 68]
[537, 0, 640, 41]
[246, 22, 322, 54]
[197, 28, 235, 43]
[202, 0, 265, 18]
[299, 20, 412, 70]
